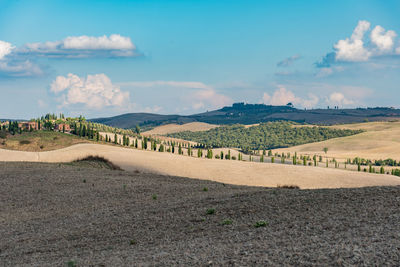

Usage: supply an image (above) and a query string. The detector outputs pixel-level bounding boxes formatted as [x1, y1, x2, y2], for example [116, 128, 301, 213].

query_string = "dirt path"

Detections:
[1, 143, 399, 189]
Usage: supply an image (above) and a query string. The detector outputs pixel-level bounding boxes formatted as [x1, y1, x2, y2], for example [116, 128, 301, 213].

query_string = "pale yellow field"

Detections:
[1, 143, 399, 189]
[142, 122, 219, 135]
[275, 121, 400, 162]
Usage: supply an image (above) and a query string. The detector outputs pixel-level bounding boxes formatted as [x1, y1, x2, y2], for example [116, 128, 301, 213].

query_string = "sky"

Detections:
[0, 0, 400, 119]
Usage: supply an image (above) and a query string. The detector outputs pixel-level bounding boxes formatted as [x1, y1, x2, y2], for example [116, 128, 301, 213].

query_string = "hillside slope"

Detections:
[1, 143, 399, 189]
[275, 121, 400, 161]
[90, 103, 400, 129]
[142, 122, 219, 135]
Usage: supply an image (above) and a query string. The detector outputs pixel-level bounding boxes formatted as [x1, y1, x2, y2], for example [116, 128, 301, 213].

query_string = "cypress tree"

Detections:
[268, 150, 272, 156]
[271, 156, 274, 163]
[303, 157, 307, 166]
[293, 156, 297, 165]
[260, 154, 264, 162]
[358, 162, 361, 171]
[114, 133, 118, 144]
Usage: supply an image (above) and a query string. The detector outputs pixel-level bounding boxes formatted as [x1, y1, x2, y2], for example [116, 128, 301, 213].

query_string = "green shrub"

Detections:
[221, 219, 233, 225]
[206, 208, 215, 215]
[254, 220, 268, 228]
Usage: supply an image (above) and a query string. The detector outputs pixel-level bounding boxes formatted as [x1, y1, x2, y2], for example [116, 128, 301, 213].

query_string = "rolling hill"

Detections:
[90, 103, 400, 129]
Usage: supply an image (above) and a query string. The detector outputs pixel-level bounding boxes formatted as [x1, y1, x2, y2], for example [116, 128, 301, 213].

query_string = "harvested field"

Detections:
[142, 122, 219, 135]
[0, 162, 399, 265]
[1, 143, 400, 189]
[275, 121, 400, 161]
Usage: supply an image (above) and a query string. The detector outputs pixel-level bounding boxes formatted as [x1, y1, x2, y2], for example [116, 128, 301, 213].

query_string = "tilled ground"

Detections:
[0, 162, 399, 266]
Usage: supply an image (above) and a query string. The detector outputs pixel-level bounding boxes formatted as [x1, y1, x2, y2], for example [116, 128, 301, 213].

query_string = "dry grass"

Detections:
[275, 121, 400, 161]
[1, 143, 399, 189]
[0, 131, 88, 151]
[142, 122, 219, 135]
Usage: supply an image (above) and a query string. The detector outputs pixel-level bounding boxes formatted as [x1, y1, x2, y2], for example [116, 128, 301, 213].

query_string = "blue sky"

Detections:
[0, 0, 399, 119]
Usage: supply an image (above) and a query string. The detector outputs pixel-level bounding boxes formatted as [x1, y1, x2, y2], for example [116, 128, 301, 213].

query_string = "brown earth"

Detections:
[0, 162, 399, 266]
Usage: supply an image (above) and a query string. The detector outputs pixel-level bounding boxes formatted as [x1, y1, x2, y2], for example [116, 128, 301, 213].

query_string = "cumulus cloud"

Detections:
[334, 20, 371, 62]
[20, 34, 137, 58]
[50, 73, 130, 109]
[327, 92, 354, 106]
[317, 20, 399, 67]
[370, 25, 397, 53]
[277, 55, 301, 67]
[263, 87, 318, 109]
[0, 40, 14, 60]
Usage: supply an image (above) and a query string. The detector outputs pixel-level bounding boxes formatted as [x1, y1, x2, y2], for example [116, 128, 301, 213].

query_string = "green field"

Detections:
[168, 121, 362, 151]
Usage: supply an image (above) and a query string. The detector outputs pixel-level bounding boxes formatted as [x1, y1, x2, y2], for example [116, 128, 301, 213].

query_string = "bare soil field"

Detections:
[1, 143, 399, 189]
[142, 122, 219, 135]
[0, 162, 399, 266]
[275, 121, 400, 162]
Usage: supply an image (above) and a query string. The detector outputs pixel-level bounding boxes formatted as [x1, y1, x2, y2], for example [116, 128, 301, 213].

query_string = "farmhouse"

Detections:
[18, 121, 39, 131]
[55, 123, 70, 132]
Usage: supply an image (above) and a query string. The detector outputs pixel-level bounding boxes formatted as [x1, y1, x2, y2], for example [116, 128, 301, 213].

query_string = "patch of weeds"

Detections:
[203, 187, 208, 192]
[206, 208, 216, 215]
[254, 220, 268, 228]
[129, 239, 137, 245]
[221, 219, 233, 225]
[66, 260, 77, 267]
[152, 194, 158, 200]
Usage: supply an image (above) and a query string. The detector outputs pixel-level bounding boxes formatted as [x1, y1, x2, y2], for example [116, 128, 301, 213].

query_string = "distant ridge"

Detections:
[90, 103, 400, 129]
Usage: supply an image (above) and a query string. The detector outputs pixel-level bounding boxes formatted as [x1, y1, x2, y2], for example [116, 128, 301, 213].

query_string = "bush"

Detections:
[231, 156, 237, 160]
[277, 184, 300, 189]
[206, 208, 215, 215]
[19, 140, 31, 145]
[254, 220, 268, 228]
[0, 131, 6, 139]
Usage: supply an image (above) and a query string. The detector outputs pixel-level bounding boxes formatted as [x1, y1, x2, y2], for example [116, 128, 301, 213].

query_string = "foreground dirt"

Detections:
[1, 162, 399, 266]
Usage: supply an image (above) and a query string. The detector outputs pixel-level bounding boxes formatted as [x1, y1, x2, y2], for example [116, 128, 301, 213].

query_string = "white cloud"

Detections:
[63, 34, 134, 50]
[20, 34, 137, 58]
[370, 25, 397, 53]
[263, 87, 318, 108]
[191, 88, 232, 110]
[51, 73, 130, 109]
[334, 20, 371, 62]
[0, 60, 43, 77]
[327, 92, 354, 106]
[0, 40, 14, 60]
[319, 21, 399, 66]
